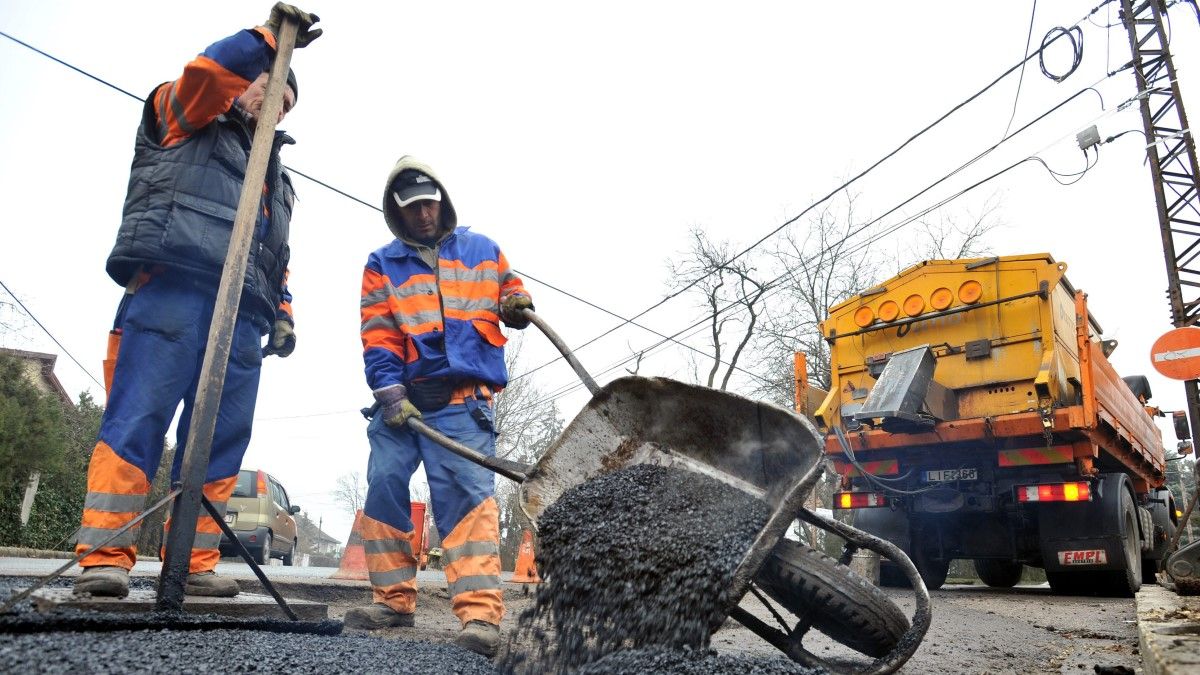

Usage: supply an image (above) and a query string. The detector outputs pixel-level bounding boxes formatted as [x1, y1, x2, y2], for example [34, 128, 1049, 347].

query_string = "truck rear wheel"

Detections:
[754, 539, 910, 658]
[1101, 488, 1142, 597]
[974, 559, 1023, 588]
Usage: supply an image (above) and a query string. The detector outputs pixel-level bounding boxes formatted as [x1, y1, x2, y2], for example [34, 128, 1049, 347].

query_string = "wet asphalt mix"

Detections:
[500, 463, 815, 673]
[1, 464, 823, 673]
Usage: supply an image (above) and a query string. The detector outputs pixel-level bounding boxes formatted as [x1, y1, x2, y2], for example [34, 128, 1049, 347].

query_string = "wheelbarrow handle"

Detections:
[406, 417, 532, 483]
[522, 309, 600, 395]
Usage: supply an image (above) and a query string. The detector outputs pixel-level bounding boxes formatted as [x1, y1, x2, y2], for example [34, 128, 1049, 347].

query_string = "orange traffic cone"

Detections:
[332, 510, 368, 580]
[511, 529, 541, 584]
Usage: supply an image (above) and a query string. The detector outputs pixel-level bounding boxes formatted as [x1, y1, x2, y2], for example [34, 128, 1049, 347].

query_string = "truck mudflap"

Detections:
[1037, 473, 1139, 573]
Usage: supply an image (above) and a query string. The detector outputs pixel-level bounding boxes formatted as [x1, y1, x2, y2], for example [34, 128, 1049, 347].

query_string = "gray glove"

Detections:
[373, 384, 421, 427]
[263, 319, 295, 358]
[266, 2, 323, 48]
[500, 295, 534, 329]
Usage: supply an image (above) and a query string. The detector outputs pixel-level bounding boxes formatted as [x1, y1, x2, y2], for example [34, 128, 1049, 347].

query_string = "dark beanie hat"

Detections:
[261, 66, 299, 103]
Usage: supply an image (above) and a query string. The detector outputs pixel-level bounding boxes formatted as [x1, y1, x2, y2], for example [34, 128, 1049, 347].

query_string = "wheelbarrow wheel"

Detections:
[753, 539, 909, 658]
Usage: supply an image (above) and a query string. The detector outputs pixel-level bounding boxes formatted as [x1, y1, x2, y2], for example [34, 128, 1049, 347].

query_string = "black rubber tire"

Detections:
[1102, 488, 1142, 597]
[878, 562, 908, 588]
[257, 532, 272, 566]
[754, 540, 910, 658]
[974, 559, 1023, 588]
[282, 540, 296, 567]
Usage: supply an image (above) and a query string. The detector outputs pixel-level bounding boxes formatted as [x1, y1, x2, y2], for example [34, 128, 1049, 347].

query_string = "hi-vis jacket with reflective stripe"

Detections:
[361, 229, 527, 389]
[361, 157, 529, 391]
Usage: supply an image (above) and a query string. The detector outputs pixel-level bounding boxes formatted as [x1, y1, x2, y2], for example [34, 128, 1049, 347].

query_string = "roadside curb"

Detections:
[1135, 582, 1200, 674]
[0, 547, 160, 562]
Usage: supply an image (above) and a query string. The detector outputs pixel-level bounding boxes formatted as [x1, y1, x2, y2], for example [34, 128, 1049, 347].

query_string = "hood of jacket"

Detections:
[382, 155, 459, 242]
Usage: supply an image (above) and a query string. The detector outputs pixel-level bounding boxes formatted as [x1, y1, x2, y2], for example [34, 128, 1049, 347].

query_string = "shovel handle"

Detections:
[407, 417, 531, 483]
[523, 309, 600, 395]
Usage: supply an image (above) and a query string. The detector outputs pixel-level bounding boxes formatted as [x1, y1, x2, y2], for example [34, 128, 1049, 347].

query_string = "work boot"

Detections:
[184, 571, 240, 597]
[455, 620, 500, 658]
[73, 565, 130, 598]
[343, 603, 416, 630]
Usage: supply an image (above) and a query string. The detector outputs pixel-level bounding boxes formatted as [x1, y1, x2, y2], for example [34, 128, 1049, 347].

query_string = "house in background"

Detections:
[1, 348, 74, 525]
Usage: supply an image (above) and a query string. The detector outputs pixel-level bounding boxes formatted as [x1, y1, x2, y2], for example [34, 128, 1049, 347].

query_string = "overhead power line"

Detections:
[0, 279, 105, 390]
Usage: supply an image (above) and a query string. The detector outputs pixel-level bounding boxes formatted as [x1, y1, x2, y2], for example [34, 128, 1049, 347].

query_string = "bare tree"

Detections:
[332, 471, 366, 518]
[900, 195, 1002, 269]
[752, 191, 881, 406]
[667, 227, 769, 391]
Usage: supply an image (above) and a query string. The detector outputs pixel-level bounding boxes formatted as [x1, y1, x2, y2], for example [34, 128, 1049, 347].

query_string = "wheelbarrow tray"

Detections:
[519, 376, 824, 521]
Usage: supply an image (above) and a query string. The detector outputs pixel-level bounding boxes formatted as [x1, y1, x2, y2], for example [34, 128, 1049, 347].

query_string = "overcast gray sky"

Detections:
[3, 1, 1199, 544]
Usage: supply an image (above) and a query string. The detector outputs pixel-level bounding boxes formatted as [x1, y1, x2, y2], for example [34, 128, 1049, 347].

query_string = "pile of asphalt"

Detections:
[575, 647, 824, 674]
[0, 628, 494, 673]
[503, 463, 770, 673]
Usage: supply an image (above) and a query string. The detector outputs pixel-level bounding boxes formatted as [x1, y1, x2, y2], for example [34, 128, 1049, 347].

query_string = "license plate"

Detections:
[223, 513, 236, 524]
[924, 468, 977, 482]
[1058, 549, 1108, 566]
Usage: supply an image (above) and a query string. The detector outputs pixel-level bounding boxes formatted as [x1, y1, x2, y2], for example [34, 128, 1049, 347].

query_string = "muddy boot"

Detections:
[73, 565, 130, 598]
[184, 571, 239, 597]
[455, 620, 500, 657]
[343, 603, 416, 630]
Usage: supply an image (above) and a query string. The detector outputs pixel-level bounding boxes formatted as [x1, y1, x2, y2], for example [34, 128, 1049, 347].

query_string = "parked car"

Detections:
[220, 469, 300, 566]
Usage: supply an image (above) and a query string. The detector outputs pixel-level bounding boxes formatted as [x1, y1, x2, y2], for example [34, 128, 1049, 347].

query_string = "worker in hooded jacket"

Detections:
[72, 3, 321, 599]
[344, 156, 533, 658]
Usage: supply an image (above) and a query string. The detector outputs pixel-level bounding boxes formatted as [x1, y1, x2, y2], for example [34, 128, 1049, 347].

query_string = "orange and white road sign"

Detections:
[1151, 327, 1200, 381]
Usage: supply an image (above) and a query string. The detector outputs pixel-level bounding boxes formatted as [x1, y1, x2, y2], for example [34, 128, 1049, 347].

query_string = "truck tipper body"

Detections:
[815, 253, 1177, 595]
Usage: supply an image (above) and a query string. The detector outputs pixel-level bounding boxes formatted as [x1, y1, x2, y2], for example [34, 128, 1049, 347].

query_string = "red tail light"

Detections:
[1016, 482, 1091, 503]
[257, 470, 268, 496]
[834, 492, 888, 509]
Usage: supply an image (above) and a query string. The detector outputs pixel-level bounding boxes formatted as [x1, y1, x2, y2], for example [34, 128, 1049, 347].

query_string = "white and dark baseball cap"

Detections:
[391, 171, 441, 208]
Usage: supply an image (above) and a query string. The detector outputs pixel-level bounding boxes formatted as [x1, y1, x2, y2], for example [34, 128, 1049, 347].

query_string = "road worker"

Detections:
[72, 3, 321, 599]
[343, 156, 533, 658]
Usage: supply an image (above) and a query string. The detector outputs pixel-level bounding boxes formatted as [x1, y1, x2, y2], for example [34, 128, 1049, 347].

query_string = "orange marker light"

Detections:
[878, 300, 900, 322]
[839, 493, 852, 509]
[930, 287, 953, 311]
[853, 306, 875, 328]
[959, 280, 983, 304]
[903, 294, 925, 317]
[257, 470, 268, 496]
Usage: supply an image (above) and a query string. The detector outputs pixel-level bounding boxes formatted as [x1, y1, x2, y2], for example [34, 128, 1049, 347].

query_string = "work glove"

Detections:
[265, 2, 323, 48]
[500, 295, 534, 329]
[263, 319, 296, 358]
[374, 384, 422, 427]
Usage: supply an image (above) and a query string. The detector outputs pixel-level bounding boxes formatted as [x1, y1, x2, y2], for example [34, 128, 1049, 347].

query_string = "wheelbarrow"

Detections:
[394, 310, 932, 674]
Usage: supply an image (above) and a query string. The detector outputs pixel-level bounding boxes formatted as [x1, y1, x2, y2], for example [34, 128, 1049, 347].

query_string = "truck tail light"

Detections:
[835, 492, 889, 509]
[1016, 482, 1091, 503]
[257, 470, 268, 496]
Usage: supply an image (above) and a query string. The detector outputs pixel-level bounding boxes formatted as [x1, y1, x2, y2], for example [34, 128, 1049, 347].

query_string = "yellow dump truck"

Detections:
[815, 253, 1179, 596]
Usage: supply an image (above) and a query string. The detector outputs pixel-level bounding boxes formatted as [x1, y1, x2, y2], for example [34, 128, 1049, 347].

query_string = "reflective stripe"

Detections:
[500, 270, 522, 286]
[390, 280, 439, 300]
[193, 531, 222, 549]
[361, 315, 397, 333]
[440, 266, 498, 284]
[442, 540, 498, 566]
[443, 297, 499, 314]
[167, 83, 196, 135]
[393, 308, 443, 328]
[364, 538, 413, 556]
[77, 525, 140, 548]
[361, 287, 392, 307]
[84, 492, 147, 513]
[448, 574, 501, 597]
[369, 566, 417, 587]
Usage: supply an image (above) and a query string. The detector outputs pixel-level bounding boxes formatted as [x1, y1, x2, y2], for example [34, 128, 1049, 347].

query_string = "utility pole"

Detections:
[1119, 0, 1200, 461]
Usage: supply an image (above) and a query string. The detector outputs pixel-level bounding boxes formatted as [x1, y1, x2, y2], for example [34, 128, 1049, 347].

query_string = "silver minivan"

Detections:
[220, 468, 300, 565]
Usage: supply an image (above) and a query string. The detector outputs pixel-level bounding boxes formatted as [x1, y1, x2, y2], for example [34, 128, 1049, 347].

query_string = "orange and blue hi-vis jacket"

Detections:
[106, 27, 295, 328]
[361, 157, 529, 390]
